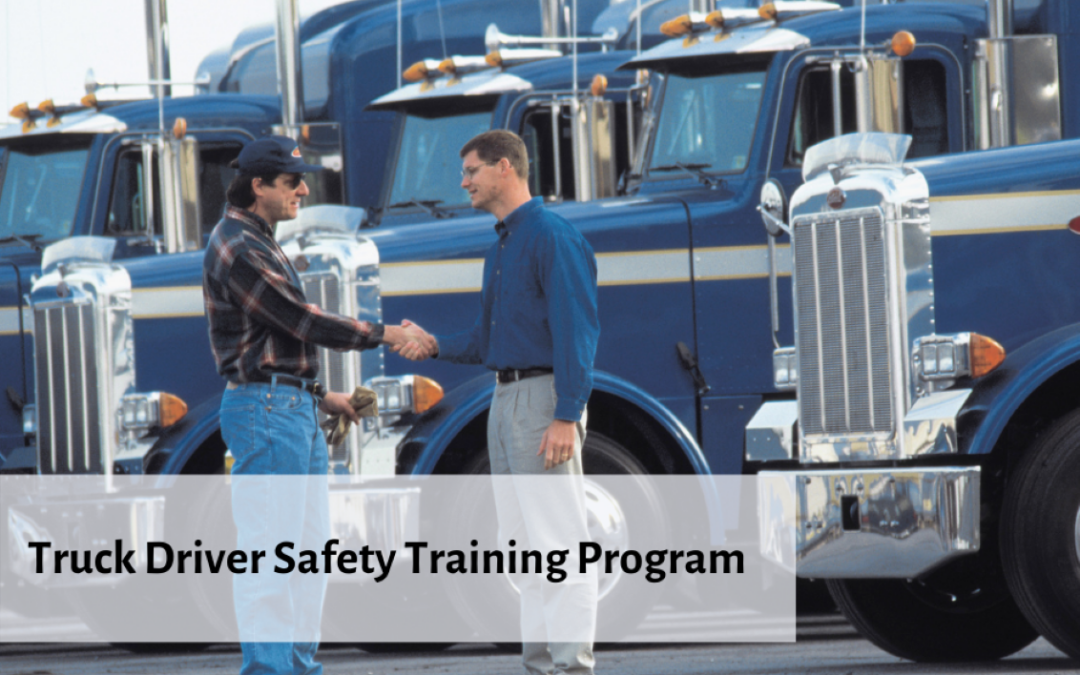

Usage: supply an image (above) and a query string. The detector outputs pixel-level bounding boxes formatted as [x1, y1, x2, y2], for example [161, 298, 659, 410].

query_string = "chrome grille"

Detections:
[34, 303, 103, 474]
[795, 209, 892, 437]
[302, 273, 357, 464]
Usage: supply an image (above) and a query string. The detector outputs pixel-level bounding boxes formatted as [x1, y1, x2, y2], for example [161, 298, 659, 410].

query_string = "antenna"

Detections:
[397, 0, 403, 89]
[860, 0, 867, 53]
[636, 0, 642, 57]
[572, 0, 578, 99]
[436, 0, 448, 60]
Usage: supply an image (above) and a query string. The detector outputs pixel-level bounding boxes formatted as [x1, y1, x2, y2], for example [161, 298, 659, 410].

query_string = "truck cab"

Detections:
[0, 0, 619, 465]
[366, 48, 640, 227]
[746, 0, 1080, 663]
[0, 98, 274, 461]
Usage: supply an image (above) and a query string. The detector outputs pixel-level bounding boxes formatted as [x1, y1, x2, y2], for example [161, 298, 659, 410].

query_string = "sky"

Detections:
[0, 0, 345, 126]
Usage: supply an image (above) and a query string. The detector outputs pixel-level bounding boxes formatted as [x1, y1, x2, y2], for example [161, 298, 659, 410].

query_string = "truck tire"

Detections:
[1001, 408, 1080, 660]
[443, 432, 667, 642]
[826, 573, 1038, 662]
[67, 585, 212, 653]
[66, 479, 229, 652]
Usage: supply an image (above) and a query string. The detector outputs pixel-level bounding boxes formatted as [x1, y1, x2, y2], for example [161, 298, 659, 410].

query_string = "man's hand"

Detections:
[538, 419, 578, 470]
[389, 319, 438, 361]
[319, 391, 360, 423]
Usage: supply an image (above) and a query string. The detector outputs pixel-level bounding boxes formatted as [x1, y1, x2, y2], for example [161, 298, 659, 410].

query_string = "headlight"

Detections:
[912, 333, 1005, 385]
[365, 375, 444, 416]
[119, 392, 188, 431]
[773, 347, 797, 391]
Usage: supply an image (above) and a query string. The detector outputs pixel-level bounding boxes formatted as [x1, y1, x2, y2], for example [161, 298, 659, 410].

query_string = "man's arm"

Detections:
[542, 228, 600, 422]
[227, 246, 390, 350]
[537, 225, 599, 469]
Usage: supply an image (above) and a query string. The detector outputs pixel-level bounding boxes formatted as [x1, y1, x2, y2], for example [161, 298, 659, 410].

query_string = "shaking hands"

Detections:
[383, 319, 438, 361]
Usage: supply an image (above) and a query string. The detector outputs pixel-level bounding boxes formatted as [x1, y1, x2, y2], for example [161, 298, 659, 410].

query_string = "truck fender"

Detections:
[964, 322, 1080, 456]
[144, 394, 225, 474]
[403, 370, 707, 476]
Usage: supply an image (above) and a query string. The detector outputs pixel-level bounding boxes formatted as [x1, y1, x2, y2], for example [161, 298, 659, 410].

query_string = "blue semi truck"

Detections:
[3, 0, 1079, 657]
[0, 0, 619, 461]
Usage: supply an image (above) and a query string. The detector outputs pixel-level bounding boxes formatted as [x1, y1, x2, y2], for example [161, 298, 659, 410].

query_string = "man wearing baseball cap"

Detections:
[203, 135, 435, 674]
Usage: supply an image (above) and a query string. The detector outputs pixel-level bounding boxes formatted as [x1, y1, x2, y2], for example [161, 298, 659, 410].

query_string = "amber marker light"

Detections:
[590, 74, 608, 97]
[438, 58, 457, 76]
[9, 102, 30, 119]
[159, 393, 189, 428]
[80, 93, 99, 109]
[705, 10, 725, 28]
[969, 333, 1006, 378]
[485, 51, 503, 67]
[36, 100, 61, 128]
[403, 60, 431, 82]
[892, 31, 916, 57]
[759, 3, 779, 21]
[412, 376, 444, 414]
[172, 116, 187, 140]
[660, 14, 693, 37]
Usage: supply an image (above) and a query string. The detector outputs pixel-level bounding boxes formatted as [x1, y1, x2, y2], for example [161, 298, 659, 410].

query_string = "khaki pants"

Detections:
[488, 374, 597, 675]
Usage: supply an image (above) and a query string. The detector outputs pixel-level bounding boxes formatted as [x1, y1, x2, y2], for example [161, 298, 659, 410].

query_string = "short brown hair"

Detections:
[226, 172, 281, 209]
[460, 130, 529, 184]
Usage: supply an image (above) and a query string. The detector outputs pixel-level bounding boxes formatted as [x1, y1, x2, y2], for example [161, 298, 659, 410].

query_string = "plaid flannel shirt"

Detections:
[203, 206, 384, 384]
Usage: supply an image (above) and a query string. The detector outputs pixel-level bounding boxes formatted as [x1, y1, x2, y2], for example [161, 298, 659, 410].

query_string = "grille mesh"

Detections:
[302, 274, 354, 463]
[795, 210, 892, 437]
[35, 303, 102, 474]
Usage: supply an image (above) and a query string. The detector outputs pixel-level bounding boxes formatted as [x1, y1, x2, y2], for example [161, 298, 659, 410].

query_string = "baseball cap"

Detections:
[231, 135, 324, 175]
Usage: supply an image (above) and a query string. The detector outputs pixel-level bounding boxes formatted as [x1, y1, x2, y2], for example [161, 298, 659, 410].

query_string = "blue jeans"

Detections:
[220, 381, 330, 675]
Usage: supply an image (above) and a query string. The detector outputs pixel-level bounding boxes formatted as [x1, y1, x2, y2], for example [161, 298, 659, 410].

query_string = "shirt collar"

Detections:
[226, 205, 274, 239]
[494, 196, 543, 238]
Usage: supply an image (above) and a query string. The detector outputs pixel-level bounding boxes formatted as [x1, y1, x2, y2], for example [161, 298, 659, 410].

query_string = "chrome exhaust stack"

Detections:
[275, 0, 304, 129]
[975, 0, 1062, 148]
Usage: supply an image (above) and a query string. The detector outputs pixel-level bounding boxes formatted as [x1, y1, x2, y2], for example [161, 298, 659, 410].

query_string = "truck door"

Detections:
[102, 138, 244, 258]
[0, 261, 27, 459]
[646, 59, 773, 474]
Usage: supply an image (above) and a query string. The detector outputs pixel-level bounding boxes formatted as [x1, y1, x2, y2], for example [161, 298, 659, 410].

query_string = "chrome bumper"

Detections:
[7, 486, 420, 588]
[758, 466, 980, 578]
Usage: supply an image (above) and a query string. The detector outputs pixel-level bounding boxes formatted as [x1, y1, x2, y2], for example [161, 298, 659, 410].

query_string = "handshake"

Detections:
[383, 319, 438, 361]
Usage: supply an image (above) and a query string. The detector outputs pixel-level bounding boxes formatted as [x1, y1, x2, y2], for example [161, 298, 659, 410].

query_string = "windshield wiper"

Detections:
[387, 199, 454, 219]
[0, 234, 43, 251]
[650, 163, 723, 189]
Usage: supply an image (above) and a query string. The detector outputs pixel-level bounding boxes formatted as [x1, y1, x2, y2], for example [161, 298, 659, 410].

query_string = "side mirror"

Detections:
[759, 178, 788, 237]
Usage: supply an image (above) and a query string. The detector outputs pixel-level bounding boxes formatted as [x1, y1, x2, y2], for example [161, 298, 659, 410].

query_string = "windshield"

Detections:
[649, 65, 767, 175]
[0, 138, 91, 240]
[388, 109, 493, 210]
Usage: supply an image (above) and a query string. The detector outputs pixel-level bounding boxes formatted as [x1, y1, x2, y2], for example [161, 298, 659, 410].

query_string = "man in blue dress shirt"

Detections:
[400, 130, 600, 674]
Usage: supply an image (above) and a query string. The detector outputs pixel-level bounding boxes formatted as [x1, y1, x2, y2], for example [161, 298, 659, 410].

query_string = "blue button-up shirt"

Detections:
[435, 197, 599, 421]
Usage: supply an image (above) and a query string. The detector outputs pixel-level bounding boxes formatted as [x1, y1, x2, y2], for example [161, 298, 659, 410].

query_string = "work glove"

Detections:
[321, 386, 379, 446]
